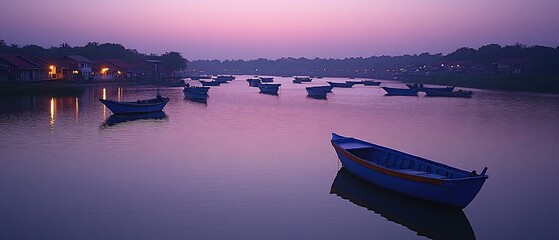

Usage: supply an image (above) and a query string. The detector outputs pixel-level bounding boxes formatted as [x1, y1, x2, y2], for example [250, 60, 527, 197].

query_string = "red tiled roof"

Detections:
[0, 54, 40, 69]
[32, 56, 71, 68]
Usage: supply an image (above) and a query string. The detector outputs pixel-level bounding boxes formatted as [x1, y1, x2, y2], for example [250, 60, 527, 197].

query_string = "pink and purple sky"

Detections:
[1, 0, 558, 60]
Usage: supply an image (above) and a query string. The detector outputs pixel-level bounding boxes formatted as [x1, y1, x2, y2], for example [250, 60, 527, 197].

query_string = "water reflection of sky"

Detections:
[1, 77, 559, 239]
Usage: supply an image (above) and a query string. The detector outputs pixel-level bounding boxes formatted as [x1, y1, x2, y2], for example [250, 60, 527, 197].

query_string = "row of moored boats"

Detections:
[99, 76, 474, 114]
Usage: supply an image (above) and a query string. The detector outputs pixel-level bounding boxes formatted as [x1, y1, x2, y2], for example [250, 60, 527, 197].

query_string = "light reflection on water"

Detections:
[1, 76, 559, 239]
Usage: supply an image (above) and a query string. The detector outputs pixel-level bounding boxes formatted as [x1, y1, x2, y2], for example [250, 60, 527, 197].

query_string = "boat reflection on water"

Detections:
[102, 111, 167, 127]
[330, 168, 475, 240]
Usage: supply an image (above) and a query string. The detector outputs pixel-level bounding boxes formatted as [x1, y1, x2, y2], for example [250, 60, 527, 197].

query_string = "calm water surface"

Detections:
[1, 76, 559, 239]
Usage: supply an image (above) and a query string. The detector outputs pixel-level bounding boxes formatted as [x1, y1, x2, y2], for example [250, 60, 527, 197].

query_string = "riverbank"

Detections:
[0, 77, 183, 96]
[403, 74, 559, 94]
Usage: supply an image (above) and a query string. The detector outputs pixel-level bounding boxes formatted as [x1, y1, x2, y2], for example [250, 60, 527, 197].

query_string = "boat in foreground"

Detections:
[382, 87, 418, 96]
[330, 133, 488, 208]
[331, 168, 475, 239]
[424, 89, 473, 98]
[99, 95, 170, 114]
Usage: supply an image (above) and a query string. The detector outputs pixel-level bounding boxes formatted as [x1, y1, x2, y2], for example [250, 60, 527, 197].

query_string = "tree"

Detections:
[159, 52, 187, 73]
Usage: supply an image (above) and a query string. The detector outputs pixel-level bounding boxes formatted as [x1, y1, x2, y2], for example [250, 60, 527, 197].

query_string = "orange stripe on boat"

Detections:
[331, 142, 445, 186]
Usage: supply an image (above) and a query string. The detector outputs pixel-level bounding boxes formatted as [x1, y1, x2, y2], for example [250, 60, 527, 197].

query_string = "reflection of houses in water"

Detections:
[330, 168, 475, 240]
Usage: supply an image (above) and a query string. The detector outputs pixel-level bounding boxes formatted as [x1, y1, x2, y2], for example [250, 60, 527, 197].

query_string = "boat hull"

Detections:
[362, 81, 381, 86]
[99, 98, 169, 114]
[331, 133, 488, 208]
[306, 86, 330, 98]
[200, 80, 221, 86]
[258, 84, 281, 94]
[328, 81, 355, 88]
[382, 87, 418, 96]
[183, 87, 209, 100]
[424, 89, 473, 98]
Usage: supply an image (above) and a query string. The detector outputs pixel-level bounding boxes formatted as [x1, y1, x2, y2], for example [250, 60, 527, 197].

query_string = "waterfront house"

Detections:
[60, 55, 95, 80]
[0, 54, 41, 82]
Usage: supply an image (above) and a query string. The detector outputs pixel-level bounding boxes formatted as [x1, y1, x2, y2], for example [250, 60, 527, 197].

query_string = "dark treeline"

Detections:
[0, 40, 187, 72]
[187, 43, 559, 93]
[188, 43, 559, 77]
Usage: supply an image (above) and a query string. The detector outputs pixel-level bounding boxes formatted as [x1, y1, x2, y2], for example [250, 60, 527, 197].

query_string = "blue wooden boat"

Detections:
[382, 87, 419, 96]
[200, 80, 221, 86]
[215, 75, 235, 82]
[331, 168, 475, 239]
[362, 80, 381, 86]
[424, 89, 473, 98]
[293, 77, 312, 83]
[306, 86, 331, 99]
[258, 83, 281, 95]
[330, 133, 488, 208]
[328, 81, 355, 88]
[99, 95, 170, 114]
[259, 77, 274, 82]
[406, 84, 455, 92]
[183, 85, 209, 100]
[246, 78, 262, 87]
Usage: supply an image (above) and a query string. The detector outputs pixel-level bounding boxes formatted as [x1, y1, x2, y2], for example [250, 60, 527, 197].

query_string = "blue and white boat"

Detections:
[382, 87, 419, 96]
[328, 81, 355, 88]
[258, 83, 281, 95]
[99, 94, 170, 114]
[330, 133, 488, 208]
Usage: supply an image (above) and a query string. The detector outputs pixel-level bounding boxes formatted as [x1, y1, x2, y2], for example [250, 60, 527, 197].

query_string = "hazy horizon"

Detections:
[2, 0, 559, 60]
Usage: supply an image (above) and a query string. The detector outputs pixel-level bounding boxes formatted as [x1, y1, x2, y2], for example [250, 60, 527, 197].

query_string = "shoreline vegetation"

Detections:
[406, 74, 559, 94]
[1, 40, 558, 95]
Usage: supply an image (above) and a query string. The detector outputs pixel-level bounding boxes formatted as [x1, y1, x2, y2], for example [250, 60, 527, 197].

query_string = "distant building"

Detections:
[0, 54, 42, 82]
[60, 55, 95, 80]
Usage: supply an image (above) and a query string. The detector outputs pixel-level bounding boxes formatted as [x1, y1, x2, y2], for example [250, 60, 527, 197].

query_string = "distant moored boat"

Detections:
[424, 89, 473, 98]
[328, 81, 355, 88]
[382, 87, 419, 96]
